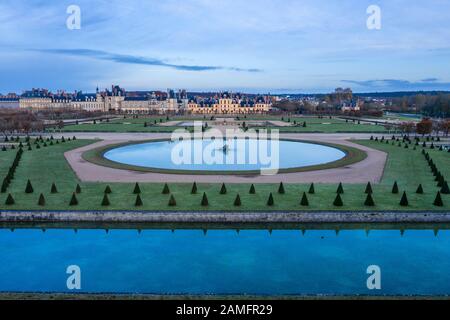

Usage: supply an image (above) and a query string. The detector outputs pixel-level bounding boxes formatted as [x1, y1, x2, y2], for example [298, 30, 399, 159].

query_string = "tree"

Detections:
[416, 184, 424, 194]
[104, 185, 112, 194]
[69, 193, 78, 206]
[38, 193, 45, 206]
[5, 193, 14, 205]
[441, 181, 450, 194]
[191, 182, 198, 194]
[400, 191, 409, 206]
[278, 182, 285, 194]
[365, 182, 373, 194]
[300, 192, 309, 206]
[234, 194, 241, 206]
[434, 192, 444, 207]
[25, 179, 34, 193]
[201, 192, 209, 206]
[220, 183, 227, 194]
[162, 183, 170, 194]
[249, 184, 256, 194]
[333, 194, 343, 206]
[364, 193, 375, 206]
[267, 193, 274, 206]
[75, 184, 82, 194]
[133, 182, 141, 194]
[135, 194, 143, 207]
[416, 118, 433, 136]
[336, 182, 344, 194]
[101, 193, 110, 206]
[308, 183, 315, 194]
[168, 194, 177, 206]
[392, 181, 399, 194]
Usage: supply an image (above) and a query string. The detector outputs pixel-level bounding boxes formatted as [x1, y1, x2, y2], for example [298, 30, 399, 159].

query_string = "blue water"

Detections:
[104, 139, 346, 171]
[1, 228, 450, 295]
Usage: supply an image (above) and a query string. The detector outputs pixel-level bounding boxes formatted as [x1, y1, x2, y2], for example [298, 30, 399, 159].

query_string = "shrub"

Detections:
[69, 193, 78, 206]
[168, 194, 177, 206]
[38, 193, 45, 206]
[249, 184, 256, 194]
[308, 183, 315, 194]
[101, 194, 110, 206]
[5, 193, 14, 205]
[234, 194, 241, 206]
[191, 182, 198, 194]
[219, 183, 227, 194]
[267, 193, 274, 206]
[333, 194, 343, 206]
[434, 192, 444, 207]
[49, 182, 58, 194]
[25, 179, 34, 193]
[441, 181, 450, 195]
[365, 182, 373, 194]
[104, 185, 112, 194]
[415, 184, 424, 194]
[336, 182, 344, 194]
[364, 193, 375, 206]
[300, 192, 309, 206]
[278, 182, 285, 194]
[134, 194, 143, 206]
[162, 183, 170, 194]
[392, 181, 399, 194]
[133, 182, 141, 194]
[201, 192, 209, 206]
[75, 184, 82, 194]
[400, 191, 409, 206]
[2, 146, 6, 151]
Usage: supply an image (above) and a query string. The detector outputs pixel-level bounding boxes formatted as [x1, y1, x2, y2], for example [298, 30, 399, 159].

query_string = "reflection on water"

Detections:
[1, 224, 450, 296]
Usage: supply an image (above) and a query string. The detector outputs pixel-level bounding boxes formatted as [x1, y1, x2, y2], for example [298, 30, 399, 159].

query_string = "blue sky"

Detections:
[1, 0, 450, 93]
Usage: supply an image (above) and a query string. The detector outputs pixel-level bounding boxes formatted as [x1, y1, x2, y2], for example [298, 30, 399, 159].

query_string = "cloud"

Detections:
[341, 79, 450, 91]
[30, 48, 262, 73]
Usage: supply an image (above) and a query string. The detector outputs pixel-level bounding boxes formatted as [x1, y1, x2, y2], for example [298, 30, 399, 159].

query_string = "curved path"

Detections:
[61, 132, 387, 184]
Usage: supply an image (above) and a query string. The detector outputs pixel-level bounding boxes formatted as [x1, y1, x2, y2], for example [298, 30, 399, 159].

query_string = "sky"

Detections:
[0, 0, 450, 94]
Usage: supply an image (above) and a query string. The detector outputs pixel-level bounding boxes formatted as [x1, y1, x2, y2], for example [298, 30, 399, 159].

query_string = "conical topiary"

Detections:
[416, 184, 424, 194]
[364, 193, 375, 206]
[25, 179, 34, 193]
[191, 182, 198, 194]
[392, 181, 399, 194]
[135, 194, 143, 206]
[162, 183, 170, 194]
[365, 182, 373, 194]
[5, 193, 14, 205]
[336, 182, 344, 194]
[168, 194, 177, 206]
[219, 183, 227, 194]
[51, 182, 58, 194]
[69, 193, 78, 206]
[201, 192, 209, 206]
[133, 182, 141, 194]
[267, 193, 274, 206]
[441, 181, 450, 195]
[234, 194, 241, 206]
[333, 193, 343, 206]
[434, 192, 444, 207]
[278, 182, 285, 194]
[300, 192, 309, 206]
[38, 193, 45, 206]
[75, 184, 81, 194]
[104, 185, 112, 194]
[308, 183, 315, 194]
[400, 191, 409, 206]
[101, 193, 110, 206]
[249, 184, 256, 194]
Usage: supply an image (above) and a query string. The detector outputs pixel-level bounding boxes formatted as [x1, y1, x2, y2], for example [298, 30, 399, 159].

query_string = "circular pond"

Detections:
[102, 139, 346, 173]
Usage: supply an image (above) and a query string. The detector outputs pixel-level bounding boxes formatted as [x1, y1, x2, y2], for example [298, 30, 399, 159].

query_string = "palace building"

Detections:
[187, 92, 271, 114]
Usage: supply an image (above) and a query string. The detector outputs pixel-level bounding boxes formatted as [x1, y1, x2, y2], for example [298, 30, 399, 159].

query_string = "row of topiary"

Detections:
[1, 148, 23, 193]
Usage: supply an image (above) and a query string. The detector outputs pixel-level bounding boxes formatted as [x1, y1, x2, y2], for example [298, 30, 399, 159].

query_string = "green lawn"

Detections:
[0, 137, 448, 211]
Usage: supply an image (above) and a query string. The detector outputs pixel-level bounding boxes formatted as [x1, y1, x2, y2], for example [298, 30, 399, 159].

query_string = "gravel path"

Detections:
[62, 133, 387, 184]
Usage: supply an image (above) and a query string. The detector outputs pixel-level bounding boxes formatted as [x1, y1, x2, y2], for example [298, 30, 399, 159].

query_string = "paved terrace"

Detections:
[58, 133, 387, 184]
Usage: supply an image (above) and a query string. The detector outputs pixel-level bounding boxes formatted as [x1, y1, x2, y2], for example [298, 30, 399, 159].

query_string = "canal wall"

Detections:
[1, 210, 450, 223]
